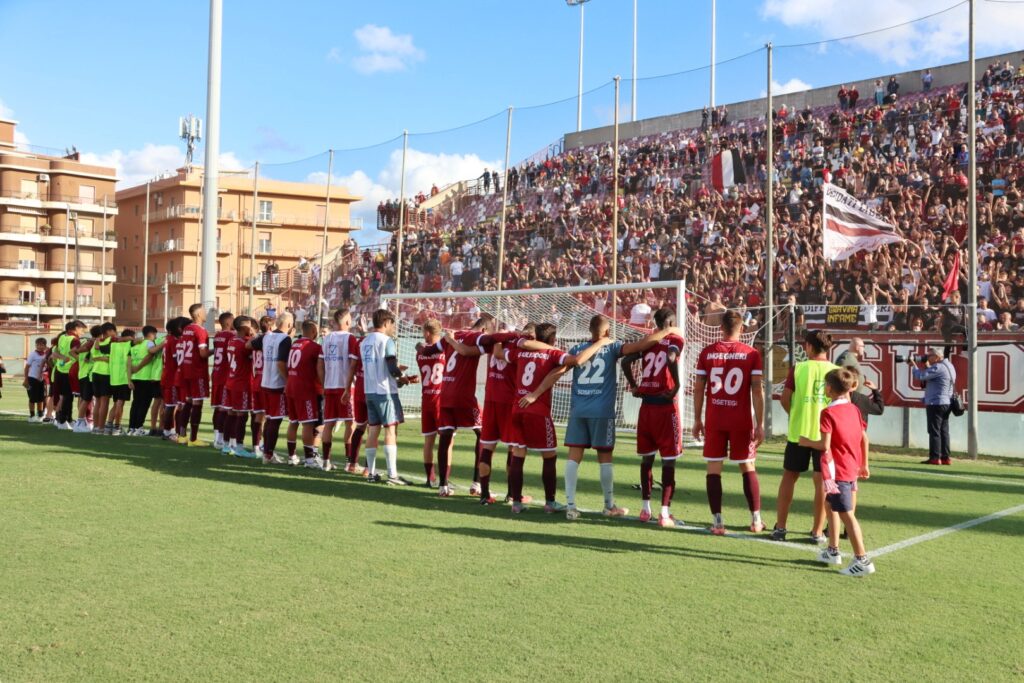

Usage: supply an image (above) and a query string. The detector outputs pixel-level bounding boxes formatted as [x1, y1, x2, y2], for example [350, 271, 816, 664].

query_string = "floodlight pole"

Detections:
[570, 0, 589, 132]
[764, 43, 775, 438]
[967, 0, 978, 459]
[611, 76, 620, 323]
[395, 131, 408, 298]
[72, 212, 80, 319]
[142, 184, 149, 326]
[248, 161, 259, 315]
[316, 150, 334, 327]
[200, 0, 223, 331]
[497, 107, 513, 290]
[710, 0, 716, 109]
[62, 205, 70, 325]
[101, 195, 108, 322]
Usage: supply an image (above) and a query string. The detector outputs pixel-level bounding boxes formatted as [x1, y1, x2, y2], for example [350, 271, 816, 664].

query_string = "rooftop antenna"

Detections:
[179, 114, 202, 172]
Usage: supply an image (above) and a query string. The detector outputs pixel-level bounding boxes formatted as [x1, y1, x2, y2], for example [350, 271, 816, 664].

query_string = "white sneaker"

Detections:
[213, 435, 223, 449]
[469, 482, 482, 496]
[818, 548, 843, 566]
[323, 460, 337, 472]
[57, 421, 72, 431]
[27, 416, 40, 423]
[304, 457, 324, 470]
[839, 558, 876, 577]
[288, 454, 301, 467]
[262, 453, 286, 465]
[566, 506, 581, 521]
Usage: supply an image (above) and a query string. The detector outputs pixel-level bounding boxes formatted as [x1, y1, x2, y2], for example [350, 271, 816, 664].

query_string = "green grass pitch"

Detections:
[1, 392, 1022, 681]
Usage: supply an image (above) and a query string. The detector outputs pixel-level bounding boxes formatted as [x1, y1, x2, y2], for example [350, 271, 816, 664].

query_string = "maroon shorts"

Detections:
[353, 390, 368, 426]
[507, 412, 557, 452]
[250, 383, 265, 413]
[420, 395, 441, 436]
[323, 390, 353, 423]
[161, 376, 180, 406]
[703, 428, 757, 463]
[228, 387, 252, 413]
[439, 401, 481, 432]
[263, 389, 287, 420]
[636, 402, 682, 460]
[480, 399, 512, 445]
[287, 393, 321, 423]
[184, 375, 209, 401]
[211, 381, 227, 408]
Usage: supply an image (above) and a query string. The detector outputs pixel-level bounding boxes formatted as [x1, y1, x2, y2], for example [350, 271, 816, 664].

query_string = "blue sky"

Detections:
[2, 0, 1023, 243]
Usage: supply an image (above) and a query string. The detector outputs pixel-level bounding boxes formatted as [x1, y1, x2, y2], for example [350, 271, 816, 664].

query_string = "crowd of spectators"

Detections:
[294, 59, 1024, 337]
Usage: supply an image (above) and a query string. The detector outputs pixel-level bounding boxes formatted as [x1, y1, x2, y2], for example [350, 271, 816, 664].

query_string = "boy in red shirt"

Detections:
[285, 320, 325, 469]
[800, 368, 875, 577]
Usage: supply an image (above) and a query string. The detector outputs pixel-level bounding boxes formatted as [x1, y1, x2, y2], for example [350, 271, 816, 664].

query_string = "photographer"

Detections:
[907, 347, 956, 466]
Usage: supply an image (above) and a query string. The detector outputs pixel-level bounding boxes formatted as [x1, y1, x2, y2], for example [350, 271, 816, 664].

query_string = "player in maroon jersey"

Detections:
[348, 347, 369, 474]
[284, 320, 325, 469]
[508, 323, 611, 514]
[692, 310, 766, 535]
[248, 316, 272, 454]
[210, 311, 236, 450]
[421, 316, 493, 497]
[408, 319, 444, 487]
[175, 304, 212, 447]
[159, 317, 187, 440]
[621, 308, 685, 527]
[222, 316, 257, 458]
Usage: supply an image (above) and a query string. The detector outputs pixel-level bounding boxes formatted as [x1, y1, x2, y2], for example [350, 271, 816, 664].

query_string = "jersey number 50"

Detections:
[708, 366, 743, 395]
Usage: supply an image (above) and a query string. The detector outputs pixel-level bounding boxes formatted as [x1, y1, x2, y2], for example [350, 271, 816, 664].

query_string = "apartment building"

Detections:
[114, 167, 359, 326]
[0, 117, 118, 327]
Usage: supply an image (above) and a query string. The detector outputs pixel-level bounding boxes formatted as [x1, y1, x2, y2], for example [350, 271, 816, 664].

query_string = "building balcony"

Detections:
[0, 298, 116, 319]
[143, 205, 237, 223]
[148, 237, 232, 255]
[0, 260, 117, 283]
[155, 271, 232, 287]
[0, 219, 117, 248]
[240, 209, 350, 230]
[0, 189, 118, 215]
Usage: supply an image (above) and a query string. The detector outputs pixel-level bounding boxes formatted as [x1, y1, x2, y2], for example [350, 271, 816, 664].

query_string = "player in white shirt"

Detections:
[24, 337, 49, 422]
[247, 313, 294, 465]
[321, 308, 361, 472]
[359, 308, 408, 485]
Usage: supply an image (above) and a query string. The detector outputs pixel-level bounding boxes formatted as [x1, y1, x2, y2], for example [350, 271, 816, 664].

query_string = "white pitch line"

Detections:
[756, 452, 1024, 488]
[870, 503, 1024, 558]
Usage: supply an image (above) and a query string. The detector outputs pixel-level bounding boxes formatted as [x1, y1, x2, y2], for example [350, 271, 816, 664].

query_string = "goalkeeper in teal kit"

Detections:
[555, 314, 682, 520]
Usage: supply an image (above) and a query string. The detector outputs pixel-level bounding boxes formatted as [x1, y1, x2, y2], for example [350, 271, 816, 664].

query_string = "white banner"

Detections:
[822, 183, 902, 261]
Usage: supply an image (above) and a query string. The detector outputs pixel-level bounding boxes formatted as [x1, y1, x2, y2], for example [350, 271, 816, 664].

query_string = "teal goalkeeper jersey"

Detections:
[568, 340, 623, 419]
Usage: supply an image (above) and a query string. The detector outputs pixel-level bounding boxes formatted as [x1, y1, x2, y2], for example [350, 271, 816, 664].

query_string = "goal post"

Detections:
[380, 280, 751, 443]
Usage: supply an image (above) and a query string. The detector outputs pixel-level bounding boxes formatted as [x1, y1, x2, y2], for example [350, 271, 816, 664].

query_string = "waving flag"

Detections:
[822, 183, 902, 261]
[710, 149, 746, 193]
[942, 248, 961, 301]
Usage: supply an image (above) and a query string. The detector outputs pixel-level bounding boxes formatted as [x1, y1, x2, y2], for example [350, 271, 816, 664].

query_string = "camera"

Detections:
[895, 353, 928, 363]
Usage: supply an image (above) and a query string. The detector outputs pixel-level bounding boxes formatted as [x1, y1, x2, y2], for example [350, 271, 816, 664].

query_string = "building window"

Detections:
[135, 204, 139, 216]
[78, 218, 94, 237]
[133, 297, 139, 311]
[20, 179, 37, 198]
[18, 248, 37, 269]
[79, 185, 96, 202]
[19, 289, 35, 304]
[133, 265, 139, 283]
[258, 200, 273, 222]
[19, 215, 37, 231]
[154, 192, 163, 207]
[77, 287, 94, 307]
[258, 231, 272, 254]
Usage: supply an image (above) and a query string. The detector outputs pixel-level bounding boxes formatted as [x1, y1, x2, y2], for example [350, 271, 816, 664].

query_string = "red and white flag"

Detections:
[822, 183, 902, 261]
[710, 149, 746, 193]
[942, 248, 961, 301]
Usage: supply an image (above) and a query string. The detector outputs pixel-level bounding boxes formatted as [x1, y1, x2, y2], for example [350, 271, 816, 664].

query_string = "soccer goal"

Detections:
[382, 281, 757, 443]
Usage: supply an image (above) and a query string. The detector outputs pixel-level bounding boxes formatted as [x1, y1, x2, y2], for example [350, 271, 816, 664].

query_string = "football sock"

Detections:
[322, 441, 332, 461]
[599, 462, 615, 509]
[713, 512, 723, 526]
[478, 448, 493, 498]
[189, 405, 202, 441]
[508, 456, 525, 503]
[384, 444, 398, 478]
[642, 499, 652, 514]
[541, 457, 557, 503]
[742, 470, 761, 513]
[472, 430, 482, 483]
[564, 459, 580, 507]
[365, 447, 377, 476]
[706, 473, 723, 515]
[661, 462, 676, 508]
[303, 445, 316, 460]
[213, 408, 223, 435]
[437, 431, 453, 486]
[251, 415, 262, 450]
[263, 419, 281, 456]
[235, 414, 246, 443]
[661, 505, 671, 518]
[424, 461, 435, 481]
[287, 441, 297, 458]
[350, 425, 365, 465]
[176, 402, 191, 436]
[640, 456, 654, 501]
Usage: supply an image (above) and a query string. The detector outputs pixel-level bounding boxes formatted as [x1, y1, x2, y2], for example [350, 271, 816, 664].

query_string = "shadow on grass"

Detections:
[5, 416, 1023, 539]
[374, 521, 819, 571]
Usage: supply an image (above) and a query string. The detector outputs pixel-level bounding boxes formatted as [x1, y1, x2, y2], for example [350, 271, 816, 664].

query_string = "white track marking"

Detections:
[870, 503, 1024, 558]
[756, 452, 1024, 488]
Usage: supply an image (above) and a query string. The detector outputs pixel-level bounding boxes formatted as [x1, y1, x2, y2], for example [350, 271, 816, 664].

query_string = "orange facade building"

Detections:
[0, 117, 118, 327]
[114, 168, 359, 326]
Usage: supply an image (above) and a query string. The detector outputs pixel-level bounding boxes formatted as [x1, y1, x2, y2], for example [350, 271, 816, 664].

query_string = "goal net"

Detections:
[381, 281, 758, 444]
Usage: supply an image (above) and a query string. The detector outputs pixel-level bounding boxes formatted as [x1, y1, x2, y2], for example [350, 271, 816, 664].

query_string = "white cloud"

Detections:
[762, 0, 1024, 66]
[0, 98, 14, 119]
[0, 98, 29, 145]
[760, 77, 813, 96]
[307, 147, 501, 245]
[325, 47, 342, 64]
[80, 143, 247, 188]
[350, 24, 425, 74]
